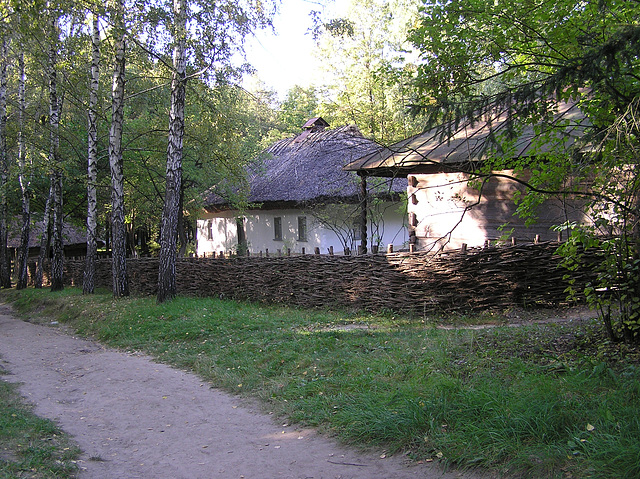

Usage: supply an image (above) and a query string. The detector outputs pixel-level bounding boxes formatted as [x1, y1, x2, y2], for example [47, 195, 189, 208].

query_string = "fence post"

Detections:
[314, 247, 320, 255]
[387, 244, 393, 254]
[329, 246, 334, 256]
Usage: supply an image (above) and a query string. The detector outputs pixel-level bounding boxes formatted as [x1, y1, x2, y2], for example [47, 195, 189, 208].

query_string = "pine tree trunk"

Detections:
[109, 3, 129, 297]
[16, 51, 30, 290]
[84, 15, 100, 295]
[0, 37, 11, 288]
[157, 0, 187, 303]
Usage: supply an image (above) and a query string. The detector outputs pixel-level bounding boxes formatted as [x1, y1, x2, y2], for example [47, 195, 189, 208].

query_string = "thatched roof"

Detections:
[7, 217, 87, 249]
[205, 122, 405, 208]
[344, 99, 591, 177]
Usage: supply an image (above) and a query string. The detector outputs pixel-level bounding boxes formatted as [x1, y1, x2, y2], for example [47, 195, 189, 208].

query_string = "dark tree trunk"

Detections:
[358, 173, 368, 254]
[236, 217, 247, 255]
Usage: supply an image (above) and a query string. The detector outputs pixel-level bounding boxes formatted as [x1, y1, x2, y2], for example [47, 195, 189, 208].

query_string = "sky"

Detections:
[243, 0, 341, 99]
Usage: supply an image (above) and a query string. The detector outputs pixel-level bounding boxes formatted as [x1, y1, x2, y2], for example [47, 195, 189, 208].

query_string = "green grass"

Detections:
[0, 366, 80, 478]
[2, 287, 640, 478]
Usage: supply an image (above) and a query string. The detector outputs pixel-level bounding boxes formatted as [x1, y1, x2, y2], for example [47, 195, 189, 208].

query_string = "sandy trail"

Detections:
[0, 304, 478, 479]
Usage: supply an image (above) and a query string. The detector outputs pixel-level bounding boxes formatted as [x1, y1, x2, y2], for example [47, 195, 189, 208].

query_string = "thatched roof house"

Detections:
[7, 217, 92, 258]
[344, 100, 588, 175]
[206, 119, 403, 207]
[344, 100, 591, 251]
[198, 118, 408, 256]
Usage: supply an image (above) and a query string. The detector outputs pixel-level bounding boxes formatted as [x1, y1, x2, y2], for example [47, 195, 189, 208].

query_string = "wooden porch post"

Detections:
[358, 172, 367, 254]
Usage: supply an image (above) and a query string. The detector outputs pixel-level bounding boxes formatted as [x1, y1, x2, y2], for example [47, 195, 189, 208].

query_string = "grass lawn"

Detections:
[1, 287, 639, 478]
[0, 365, 80, 478]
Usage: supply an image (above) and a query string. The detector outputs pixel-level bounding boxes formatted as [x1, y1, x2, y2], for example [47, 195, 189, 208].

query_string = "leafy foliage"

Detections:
[312, 0, 426, 143]
[0, 0, 280, 263]
[409, 0, 640, 343]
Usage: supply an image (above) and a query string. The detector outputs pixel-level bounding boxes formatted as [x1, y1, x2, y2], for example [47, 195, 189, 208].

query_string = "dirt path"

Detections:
[0, 304, 479, 479]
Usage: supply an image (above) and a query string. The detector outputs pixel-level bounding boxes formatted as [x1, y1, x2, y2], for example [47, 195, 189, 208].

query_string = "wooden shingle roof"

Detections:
[344, 99, 590, 177]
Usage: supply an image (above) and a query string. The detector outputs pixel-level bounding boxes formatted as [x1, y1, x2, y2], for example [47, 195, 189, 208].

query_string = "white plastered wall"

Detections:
[407, 171, 586, 251]
[196, 202, 408, 256]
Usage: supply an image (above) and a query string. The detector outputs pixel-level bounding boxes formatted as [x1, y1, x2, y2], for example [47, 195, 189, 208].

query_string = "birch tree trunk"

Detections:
[83, 14, 100, 294]
[0, 36, 10, 289]
[109, 1, 129, 297]
[157, 0, 187, 303]
[177, 183, 186, 257]
[35, 181, 53, 288]
[48, 9, 64, 292]
[16, 51, 30, 290]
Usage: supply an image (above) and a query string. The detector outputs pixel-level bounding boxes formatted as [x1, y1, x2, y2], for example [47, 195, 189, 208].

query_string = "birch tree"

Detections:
[83, 13, 100, 294]
[16, 49, 30, 290]
[47, 5, 64, 292]
[109, 0, 129, 297]
[157, 0, 186, 303]
[155, 0, 276, 302]
[0, 34, 9, 289]
[35, 181, 53, 289]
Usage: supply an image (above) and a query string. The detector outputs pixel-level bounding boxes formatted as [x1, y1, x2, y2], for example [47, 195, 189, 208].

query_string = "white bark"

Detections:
[157, 0, 187, 303]
[84, 14, 100, 294]
[0, 36, 9, 288]
[35, 181, 53, 288]
[109, 1, 129, 297]
[17, 50, 30, 290]
[48, 9, 64, 292]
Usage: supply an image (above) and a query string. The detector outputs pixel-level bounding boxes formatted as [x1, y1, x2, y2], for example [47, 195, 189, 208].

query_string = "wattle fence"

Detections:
[31, 241, 600, 315]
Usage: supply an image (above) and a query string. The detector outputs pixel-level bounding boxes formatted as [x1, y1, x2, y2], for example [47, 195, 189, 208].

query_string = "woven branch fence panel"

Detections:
[35, 241, 599, 315]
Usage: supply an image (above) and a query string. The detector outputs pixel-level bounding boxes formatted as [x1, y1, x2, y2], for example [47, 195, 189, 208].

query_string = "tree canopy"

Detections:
[1, 0, 639, 342]
[310, 0, 425, 143]
[409, 0, 640, 343]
